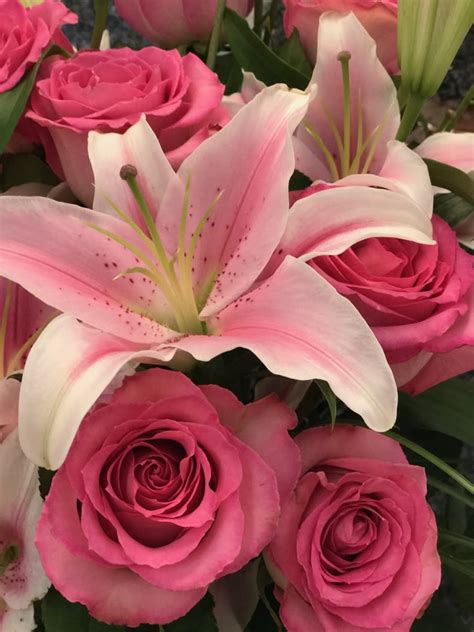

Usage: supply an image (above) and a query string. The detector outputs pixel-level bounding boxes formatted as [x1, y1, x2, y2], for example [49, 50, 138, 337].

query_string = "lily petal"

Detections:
[415, 132, 474, 175]
[273, 184, 434, 264]
[89, 116, 179, 227]
[172, 257, 398, 431]
[296, 11, 399, 181]
[158, 85, 312, 317]
[18, 315, 175, 469]
[0, 429, 50, 613]
[336, 141, 434, 217]
[0, 196, 178, 342]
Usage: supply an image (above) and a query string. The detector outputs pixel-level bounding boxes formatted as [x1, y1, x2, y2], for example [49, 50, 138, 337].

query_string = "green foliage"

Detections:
[424, 158, 474, 206]
[398, 379, 474, 446]
[223, 9, 310, 90]
[188, 348, 263, 403]
[0, 153, 59, 192]
[214, 52, 243, 95]
[276, 29, 312, 77]
[0, 64, 41, 155]
[412, 592, 471, 631]
[433, 192, 473, 229]
[164, 593, 217, 632]
[0, 45, 69, 154]
[289, 169, 312, 191]
[245, 561, 282, 631]
[315, 380, 338, 428]
[42, 588, 124, 632]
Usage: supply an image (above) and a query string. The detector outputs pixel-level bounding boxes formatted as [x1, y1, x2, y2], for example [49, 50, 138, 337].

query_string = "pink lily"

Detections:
[0, 275, 56, 441]
[275, 11, 434, 265]
[0, 86, 397, 470]
[0, 429, 50, 631]
[416, 131, 474, 249]
[0, 277, 56, 381]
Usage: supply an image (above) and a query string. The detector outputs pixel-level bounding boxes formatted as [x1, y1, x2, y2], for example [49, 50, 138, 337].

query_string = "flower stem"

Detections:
[443, 84, 474, 131]
[438, 529, 474, 551]
[396, 92, 425, 141]
[387, 431, 474, 495]
[206, 0, 227, 70]
[90, 0, 109, 49]
[428, 476, 474, 509]
[254, 0, 264, 34]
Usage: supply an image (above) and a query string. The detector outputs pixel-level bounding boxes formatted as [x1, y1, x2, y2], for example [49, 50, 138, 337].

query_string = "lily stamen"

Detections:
[89, 166, 224, 335]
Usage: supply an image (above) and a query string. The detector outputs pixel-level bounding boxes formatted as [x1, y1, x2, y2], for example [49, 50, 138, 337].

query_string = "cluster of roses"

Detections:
[0, 0, 472, 630]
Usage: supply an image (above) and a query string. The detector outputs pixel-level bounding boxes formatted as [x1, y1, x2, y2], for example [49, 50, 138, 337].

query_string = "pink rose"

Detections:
[0, 0, 76, 93]
[25, 47, 229, 205]
[114, 0, 254, 48]
[36, 368, 300, 626]
[283, 0, 398, 72]
[309, 215, 474, 393]
[267, 424, 441, 632]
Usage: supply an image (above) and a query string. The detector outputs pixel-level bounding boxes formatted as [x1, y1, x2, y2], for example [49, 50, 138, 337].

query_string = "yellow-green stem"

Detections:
[396, 92, 425, 141]
[206, 0, 226, 70]
[91, 0, 109, 49]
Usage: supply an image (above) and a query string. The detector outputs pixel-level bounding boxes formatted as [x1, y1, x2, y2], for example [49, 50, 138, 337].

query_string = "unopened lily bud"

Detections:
[398, 0, 474, 100]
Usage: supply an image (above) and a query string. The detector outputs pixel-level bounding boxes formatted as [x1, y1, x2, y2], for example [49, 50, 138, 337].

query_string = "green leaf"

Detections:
[438, 528, 474, 551]
[38, 467, 55, 500]
[433, 192, 473, 228]
[0, 153, 60, 192]
[428, 476, 474, 508]
[164, 593, 217, 632]
[387, 431, 474, 494]
[412, 592, 471, 631]
[315, 380, 338, 428]
[42, 588, 124, 632]
[215, 52, 243, 95]
[223, 9, 310, 90]
[0, 45, 69, 154]
[441, 553, 474, 579]
[42, 589, 89, 632]
[424, 158, 474, 205]
[276, 29, 312, 77]
[0, 64, 41, 154]
[289, 169, 312, 191]
[398, 379, 474, 446]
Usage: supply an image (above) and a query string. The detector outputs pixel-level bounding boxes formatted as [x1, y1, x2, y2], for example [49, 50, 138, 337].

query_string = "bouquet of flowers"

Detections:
[0, 0, 473, 630]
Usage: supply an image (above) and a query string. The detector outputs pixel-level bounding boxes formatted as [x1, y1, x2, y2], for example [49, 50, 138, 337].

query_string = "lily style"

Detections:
[274, 11, 435, 265]
[0, 86, 402, 470]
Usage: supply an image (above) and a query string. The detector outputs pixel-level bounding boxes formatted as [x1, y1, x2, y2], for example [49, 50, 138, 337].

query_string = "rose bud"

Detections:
[283, 0, 398, 72]
[114, 0, 254, 49]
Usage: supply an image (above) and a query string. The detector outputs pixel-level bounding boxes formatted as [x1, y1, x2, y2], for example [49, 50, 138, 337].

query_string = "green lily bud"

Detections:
[398, 0, 474, 100]
[396, 0, 474, 141]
